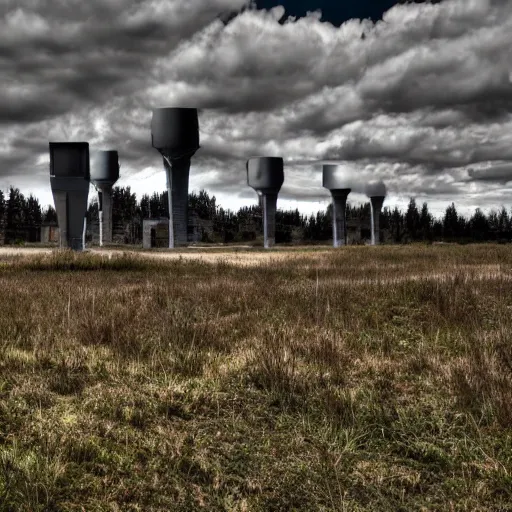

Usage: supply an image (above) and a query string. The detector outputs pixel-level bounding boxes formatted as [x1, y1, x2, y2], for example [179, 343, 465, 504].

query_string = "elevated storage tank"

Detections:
[246, 157, 284, 249]
[151, 107, 200, 248]
[90, 150, 120, 246]
[322, 164, 351, 247]
[369, 196, 385, 245]
[365, 181, 387, 246]
[49, 142, 90, 251]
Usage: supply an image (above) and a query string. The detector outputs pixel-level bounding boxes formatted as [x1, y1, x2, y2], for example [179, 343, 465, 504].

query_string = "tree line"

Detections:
[1, 186, 512, 244]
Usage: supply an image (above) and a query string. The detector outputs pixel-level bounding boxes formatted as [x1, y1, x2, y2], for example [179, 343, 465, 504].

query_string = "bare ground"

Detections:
[0, 246, 331, 266]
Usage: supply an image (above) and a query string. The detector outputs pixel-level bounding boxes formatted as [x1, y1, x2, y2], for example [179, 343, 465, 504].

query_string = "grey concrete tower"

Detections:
[151, 107, 200, 248]
[90, 150, 120, 246]
[49, 142, 90, 251]
[247, 157, 284, 249]
[369, 196, 385, 245]
[366, 181, 387, 246]
[322, 164, 351, 247]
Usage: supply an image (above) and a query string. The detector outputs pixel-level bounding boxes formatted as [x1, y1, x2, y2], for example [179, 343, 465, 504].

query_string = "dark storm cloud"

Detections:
[467, 163, 512, 184]
[403, 177, 463, 197]
[0, 0, 249, 125]
[189, 155, 250, 196]
[1, 0, 512, 216]
[319, 114, 512, 173]
[141, 0, 512, 211]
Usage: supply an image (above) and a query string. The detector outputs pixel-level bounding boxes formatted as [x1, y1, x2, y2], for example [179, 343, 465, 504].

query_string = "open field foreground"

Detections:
[1, 245, 512, 511]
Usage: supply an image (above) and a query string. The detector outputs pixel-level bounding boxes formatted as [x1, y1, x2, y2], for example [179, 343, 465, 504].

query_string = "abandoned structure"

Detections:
[142, 218, 169, 248]
[246, 157, 284, 249]
[41, 222, 59, 243]
[323, 164, 351, 247]
[150, 108, 200, 248]
[142, 210, 214, 248]
[366, 181, 387, 245]
[42, 107, 392, 250]
[48, 142, 90, 250]
[90, 150, 120, 246]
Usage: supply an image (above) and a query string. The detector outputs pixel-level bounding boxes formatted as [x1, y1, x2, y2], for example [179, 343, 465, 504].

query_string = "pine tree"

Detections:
[389, 206, 404, 243]
[497, 206, 510, 240]
[443, 203, 459, 240]
[24, 194, 42, 227]
[405, 198, 421, 241]
[43, 205, 58, 224]
[139, 194, 150, 220]
[470, 208, 489, 241]
[0, 190, 5, 242]
[5, 187, 26, 243]
[419, 202, 433, 241]
[487, 209, 499, 240]
[189, 190, 216, 220]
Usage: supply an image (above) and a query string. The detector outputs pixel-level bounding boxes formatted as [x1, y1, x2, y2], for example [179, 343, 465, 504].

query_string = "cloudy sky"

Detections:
[1, 0, 511, 218]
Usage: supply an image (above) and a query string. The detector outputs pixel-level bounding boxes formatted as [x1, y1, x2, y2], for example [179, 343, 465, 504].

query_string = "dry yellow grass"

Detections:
[0, 244, 511, 511]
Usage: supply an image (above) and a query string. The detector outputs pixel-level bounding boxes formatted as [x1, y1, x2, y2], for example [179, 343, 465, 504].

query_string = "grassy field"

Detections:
[0, 245, 511, 511]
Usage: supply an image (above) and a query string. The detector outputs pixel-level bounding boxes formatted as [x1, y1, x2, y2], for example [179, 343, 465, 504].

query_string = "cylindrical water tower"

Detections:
[151, 107, 200, 248]
[90, 150, 120, 246]
[366, 181, 387, 246]
[49, 142, 90, 251]
[369, 196, 385, 245]
[247, 157, 284, 249]
[322, 165, 351, 247]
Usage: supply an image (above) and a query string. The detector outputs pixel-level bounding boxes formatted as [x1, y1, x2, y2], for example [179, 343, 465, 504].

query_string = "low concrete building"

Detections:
[188, 210, 214, 243]
[142, 218, 169, 248]
[40, 222, 59, 243]
[143, 210, 214, 248]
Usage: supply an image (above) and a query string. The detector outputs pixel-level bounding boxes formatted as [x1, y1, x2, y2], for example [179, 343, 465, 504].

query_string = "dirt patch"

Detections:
[0, 247, 330, 267]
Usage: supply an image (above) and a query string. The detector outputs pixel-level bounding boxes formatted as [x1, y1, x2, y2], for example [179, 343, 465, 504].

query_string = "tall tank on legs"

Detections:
[322, 165, 351, 247]
[246, 157, 284, 249]
[49, 142, 90, 251]
[150, 107, 200, 248]
[90, 150, 120, 246]
[366, 181, 387, 246]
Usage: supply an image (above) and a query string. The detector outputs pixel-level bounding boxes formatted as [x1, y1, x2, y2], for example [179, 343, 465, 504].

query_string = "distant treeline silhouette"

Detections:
[0, 186, 511, 244]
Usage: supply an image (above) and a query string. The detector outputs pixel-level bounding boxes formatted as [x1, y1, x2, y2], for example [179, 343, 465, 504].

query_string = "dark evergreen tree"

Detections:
[303, 214, 317, 240]
[5, 187, 26, 243]
[0, 191, 5, 218]
[405, 198, 421, 241]
[109, 187, 138, 243]
[43, 205, 57, 223]
[112, 187, 137, 225]
[469, 208, 490, 241]
[139, 194, 151, 220]
[497, 206, 510, 240]
[7, 184, 512, 246]
[23, 194, 42, 227]
[189, 190, 217, 219]
[487, 209, 499, 240]
[149, 192, 167, 218]
[386, 206, 404, 243]
[22, 194, 42, 241]
[381, 206, 391, 233]
[433, 219, 443, 239]
[443, 203, 459, 239]
[0, 190, 5, 243]
[459, 216, 471, 241]
[419, 202, 433, 241]
[214, 206, 238, 243]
